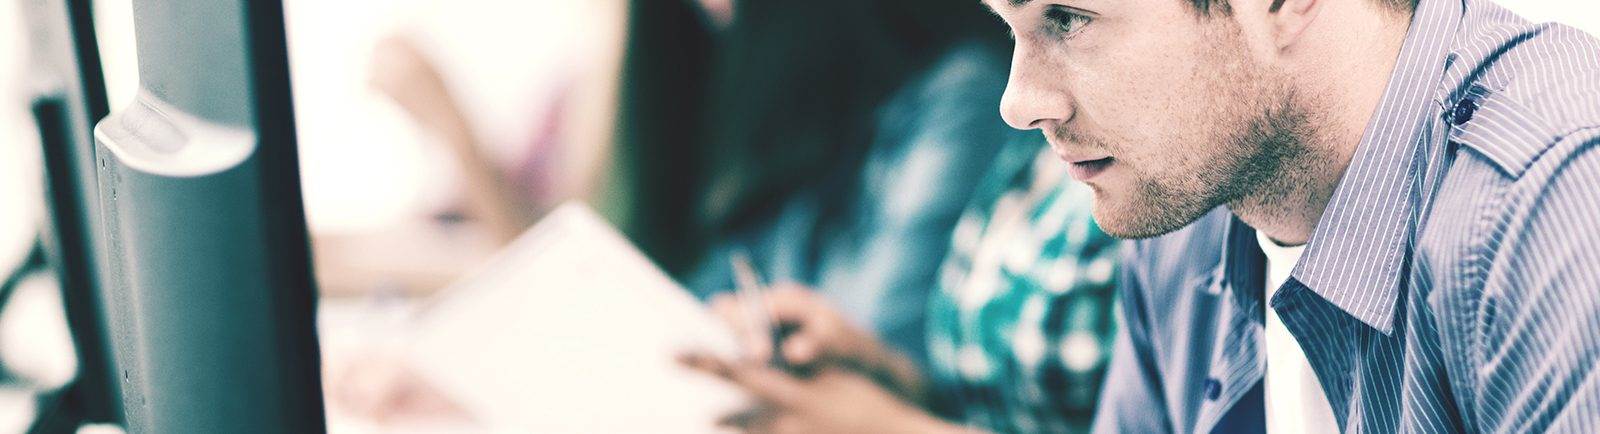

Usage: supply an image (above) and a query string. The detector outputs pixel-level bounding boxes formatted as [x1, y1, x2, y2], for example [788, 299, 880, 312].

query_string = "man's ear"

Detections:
[1269, 0, 1322, 50]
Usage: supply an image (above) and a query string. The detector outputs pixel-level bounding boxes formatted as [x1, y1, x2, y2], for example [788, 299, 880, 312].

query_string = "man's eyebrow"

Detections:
[1009, 0, 1033, 6]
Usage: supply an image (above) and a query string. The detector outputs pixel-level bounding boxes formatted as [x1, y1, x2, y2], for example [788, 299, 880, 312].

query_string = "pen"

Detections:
[729, 249, 785, 368]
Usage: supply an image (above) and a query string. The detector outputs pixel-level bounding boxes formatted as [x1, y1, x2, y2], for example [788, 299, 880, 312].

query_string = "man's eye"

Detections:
[1044, 7, 1092, 37]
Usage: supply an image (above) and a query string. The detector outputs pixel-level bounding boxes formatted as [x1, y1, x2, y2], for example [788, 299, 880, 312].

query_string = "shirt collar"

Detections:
[1282, 0, 1467, 336]
[1215, 216, 1266, 320]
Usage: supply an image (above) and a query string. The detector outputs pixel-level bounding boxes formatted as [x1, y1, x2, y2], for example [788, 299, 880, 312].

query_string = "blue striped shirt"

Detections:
[1092, 0, 1600, 432]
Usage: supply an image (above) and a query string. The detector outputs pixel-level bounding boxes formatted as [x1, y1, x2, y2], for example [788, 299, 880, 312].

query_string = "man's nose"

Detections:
[999, 47, 1073, 131]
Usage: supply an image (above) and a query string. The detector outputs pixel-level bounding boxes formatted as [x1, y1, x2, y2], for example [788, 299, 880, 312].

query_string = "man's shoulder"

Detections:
[1419, 127, 1600, 302]
[1444, 1, 1600, 179]
[1426, 1, 1600, 261]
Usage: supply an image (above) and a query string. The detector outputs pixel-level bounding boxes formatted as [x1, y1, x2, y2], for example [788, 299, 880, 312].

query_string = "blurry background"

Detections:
[0, 0, 1596, 432]
[3, 0, 633, 431]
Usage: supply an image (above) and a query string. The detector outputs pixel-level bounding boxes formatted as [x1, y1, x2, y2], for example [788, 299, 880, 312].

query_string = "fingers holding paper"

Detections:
[709, 283, 883, 368]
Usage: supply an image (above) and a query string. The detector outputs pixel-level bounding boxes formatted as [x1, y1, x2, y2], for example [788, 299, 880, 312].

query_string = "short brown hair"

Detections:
[1187, 0, 1417, 16]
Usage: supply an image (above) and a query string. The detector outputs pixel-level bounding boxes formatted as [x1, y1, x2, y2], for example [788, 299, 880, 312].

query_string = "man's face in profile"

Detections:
[989, 0, 1316, 239]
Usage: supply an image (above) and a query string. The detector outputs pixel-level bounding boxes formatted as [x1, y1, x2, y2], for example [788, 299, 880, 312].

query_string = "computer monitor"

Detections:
[22, 0, 123, 431]
[24, 0, 329, 432]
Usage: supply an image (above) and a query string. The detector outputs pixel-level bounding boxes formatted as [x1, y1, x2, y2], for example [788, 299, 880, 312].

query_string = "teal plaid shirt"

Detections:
[927, 138, 1120, 433]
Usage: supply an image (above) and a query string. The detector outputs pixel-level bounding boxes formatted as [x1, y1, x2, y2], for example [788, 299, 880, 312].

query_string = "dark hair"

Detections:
[693, 0, 1003, 231]
[1187, 0, 1417, 16]
[614, 0, 1002, 274]
[614, 0, 717, 274]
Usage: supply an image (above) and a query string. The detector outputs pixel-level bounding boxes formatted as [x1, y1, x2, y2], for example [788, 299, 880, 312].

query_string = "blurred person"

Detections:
[682, 135, 1120, 434]
[328, 0, 1023, 425]
[368, 35, 543, 244]
[375, 0, 1020, 366]
[366, 2, 628, 245]
[681, 0, 1013, 368]
[619, 0, 1008, 276]
[980, 0, 1600, 432]
[368, 39, 599, 245]
[603, 0, 713, 274]
[369, 0, 1006, 280]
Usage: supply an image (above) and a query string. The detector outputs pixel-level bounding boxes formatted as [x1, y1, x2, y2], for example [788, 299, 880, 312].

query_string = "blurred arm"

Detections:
[369, 36, 535, 244]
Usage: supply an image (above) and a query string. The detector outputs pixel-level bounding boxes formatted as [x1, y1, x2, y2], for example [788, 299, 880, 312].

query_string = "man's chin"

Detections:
[1088, 194, 1210, 240]
[1091, 215, 1176, 240]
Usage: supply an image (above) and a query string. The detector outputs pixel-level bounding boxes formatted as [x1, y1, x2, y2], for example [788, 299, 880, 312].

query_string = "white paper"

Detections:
[406, 202, 746, 433]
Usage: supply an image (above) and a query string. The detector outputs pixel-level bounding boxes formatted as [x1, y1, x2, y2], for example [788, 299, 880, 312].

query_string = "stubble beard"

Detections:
[1092, 29, 1326, 240]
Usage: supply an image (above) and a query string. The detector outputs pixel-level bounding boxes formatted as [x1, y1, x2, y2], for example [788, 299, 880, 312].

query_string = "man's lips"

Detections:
[1050, 143, 1110, 165]
[1049, 138, 1114, 181]
[1066, 157, 1114, 181]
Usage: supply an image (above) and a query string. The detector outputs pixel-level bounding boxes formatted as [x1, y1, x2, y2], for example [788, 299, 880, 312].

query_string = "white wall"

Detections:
[1498, 0, 1600, 35]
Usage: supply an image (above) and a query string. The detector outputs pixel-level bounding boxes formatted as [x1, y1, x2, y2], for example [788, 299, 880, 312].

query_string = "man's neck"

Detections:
[1234, 6, 1414, 247]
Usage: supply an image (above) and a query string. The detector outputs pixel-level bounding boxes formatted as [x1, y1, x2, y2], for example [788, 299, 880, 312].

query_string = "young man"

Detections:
[986, 0, 1600, 432]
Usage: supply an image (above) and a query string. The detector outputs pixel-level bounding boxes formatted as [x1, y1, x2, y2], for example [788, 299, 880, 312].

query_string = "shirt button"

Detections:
[1205, 377, 1222, 400]
[1452, 97, 1478, 125]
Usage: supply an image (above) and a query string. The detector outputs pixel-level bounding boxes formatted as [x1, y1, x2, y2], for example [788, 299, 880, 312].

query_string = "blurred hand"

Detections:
[709, 284, 888, 371]
[679, 353, 968, 434]
[708, 284, 935, 404]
